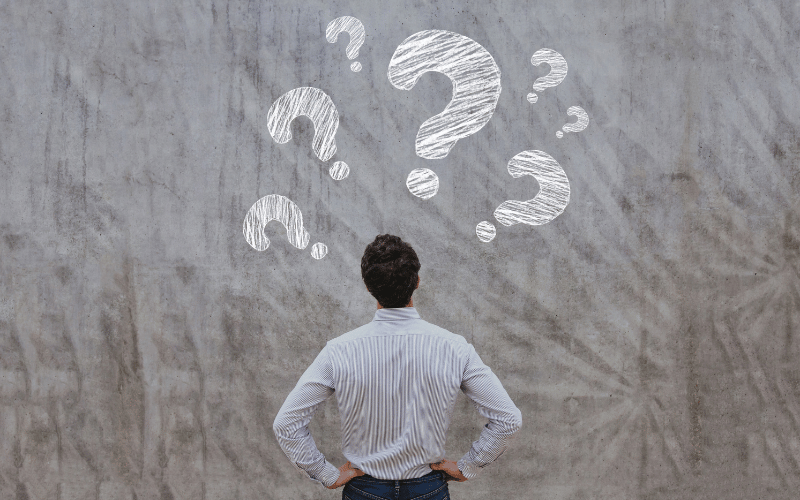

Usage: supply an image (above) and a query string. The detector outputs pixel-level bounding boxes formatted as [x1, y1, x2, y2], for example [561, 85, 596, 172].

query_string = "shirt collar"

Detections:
[372, 307, 421, 321]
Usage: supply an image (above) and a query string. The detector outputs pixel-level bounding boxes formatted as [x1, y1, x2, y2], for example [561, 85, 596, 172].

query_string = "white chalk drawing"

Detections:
[492, 150, 570, 228]
[243, 194, 327, 259]
[527, 48, 568, 104]
[556, 106, 589, 138]
[387, 30, 502, 160]
[476, 221, 496, 242]
[310, 242, 329, 260]
[326, 16, 366, 72]
[406, 168, 439, 200]
[329, 161, 350, 180]
[243, 195, 310, 251]
[267, 87, 340, 163]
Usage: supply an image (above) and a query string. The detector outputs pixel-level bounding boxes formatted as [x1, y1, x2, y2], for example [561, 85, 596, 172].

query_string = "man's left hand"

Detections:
[326, 461, 365, 489]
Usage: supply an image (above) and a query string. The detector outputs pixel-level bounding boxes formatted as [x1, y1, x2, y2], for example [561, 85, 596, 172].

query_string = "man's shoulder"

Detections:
[327, 322, 374, 345]
[326, 318, 469, 346]
[416, 320, 469, 344]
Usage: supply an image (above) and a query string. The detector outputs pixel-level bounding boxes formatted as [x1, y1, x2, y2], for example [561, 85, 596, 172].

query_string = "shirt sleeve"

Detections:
[457, 343, 523, 479]
[272, 344, 341, 488]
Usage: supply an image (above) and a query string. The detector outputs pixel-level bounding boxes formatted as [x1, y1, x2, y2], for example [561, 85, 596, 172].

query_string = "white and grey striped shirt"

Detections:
[272, 307, 522, 487]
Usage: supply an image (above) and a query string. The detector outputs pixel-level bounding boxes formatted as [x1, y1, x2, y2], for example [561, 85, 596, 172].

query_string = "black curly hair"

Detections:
[361, 234, 420, 308]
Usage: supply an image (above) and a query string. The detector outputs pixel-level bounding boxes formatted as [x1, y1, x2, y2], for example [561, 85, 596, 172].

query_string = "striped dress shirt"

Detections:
[272, 307, 522, 487]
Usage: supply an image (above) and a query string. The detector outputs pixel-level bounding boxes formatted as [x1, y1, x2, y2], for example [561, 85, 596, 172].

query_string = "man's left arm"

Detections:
[272, 344, 341, 487]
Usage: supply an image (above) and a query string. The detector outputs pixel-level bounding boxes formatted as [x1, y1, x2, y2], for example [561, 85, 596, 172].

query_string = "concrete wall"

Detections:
[1, 1, 799, 498]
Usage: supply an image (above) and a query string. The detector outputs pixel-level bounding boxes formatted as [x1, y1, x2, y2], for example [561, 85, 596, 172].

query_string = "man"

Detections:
[273, 234, 522, 499]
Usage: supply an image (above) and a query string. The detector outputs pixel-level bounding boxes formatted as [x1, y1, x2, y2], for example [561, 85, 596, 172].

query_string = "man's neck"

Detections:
[377, 298, 413, 309]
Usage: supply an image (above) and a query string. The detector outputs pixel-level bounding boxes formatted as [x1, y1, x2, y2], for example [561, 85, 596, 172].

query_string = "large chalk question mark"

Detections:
[326, 16, 366, 72]
[267, 87, 350, 180]
[556, 106, 589, 138]
[243, 194, 328, 259]
[527, 48, 568, 104]
[388, 30, 501, 198]
[477, 150, 570, 242]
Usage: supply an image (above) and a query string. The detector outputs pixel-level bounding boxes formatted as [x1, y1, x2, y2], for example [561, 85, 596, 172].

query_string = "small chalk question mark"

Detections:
[243, 194, 328, 259]
[267, 87, 350, 180]
[556, 106, 589, 138]
[326, 16, 366, 72]
[476, 150, 570, 242]
[388, 30, 502, 199]
[526, 48, 568, 104]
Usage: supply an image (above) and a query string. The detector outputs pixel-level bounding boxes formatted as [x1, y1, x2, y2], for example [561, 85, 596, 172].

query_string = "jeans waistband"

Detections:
[350, 470, 444, 485]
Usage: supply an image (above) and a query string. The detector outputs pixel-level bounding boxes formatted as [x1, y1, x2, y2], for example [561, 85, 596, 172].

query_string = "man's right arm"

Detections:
[456, 343, 523, 479]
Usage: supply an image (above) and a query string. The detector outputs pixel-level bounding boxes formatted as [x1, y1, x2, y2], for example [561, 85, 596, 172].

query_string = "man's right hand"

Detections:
[430, 459, 468, 482]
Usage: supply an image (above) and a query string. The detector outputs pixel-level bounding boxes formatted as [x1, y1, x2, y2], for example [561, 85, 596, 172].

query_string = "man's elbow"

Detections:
[509, 408, 522, 433]
[491, 408, 522, 435]
[272, 414, 287, 438]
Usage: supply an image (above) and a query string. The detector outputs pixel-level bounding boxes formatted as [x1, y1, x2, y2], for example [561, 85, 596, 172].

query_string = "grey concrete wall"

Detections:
[1, 0, 799, 498]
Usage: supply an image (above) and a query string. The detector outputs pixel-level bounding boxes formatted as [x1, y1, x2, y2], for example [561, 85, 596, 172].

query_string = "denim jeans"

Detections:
[342, 470, 450, 500]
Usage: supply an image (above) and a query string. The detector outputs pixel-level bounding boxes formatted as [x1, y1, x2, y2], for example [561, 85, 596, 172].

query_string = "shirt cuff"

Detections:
[456, 456, 485, 480]
[316, 460, 341, 488]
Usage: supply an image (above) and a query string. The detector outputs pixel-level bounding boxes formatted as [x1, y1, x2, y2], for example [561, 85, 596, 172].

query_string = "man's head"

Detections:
[361, 234, 420, 308]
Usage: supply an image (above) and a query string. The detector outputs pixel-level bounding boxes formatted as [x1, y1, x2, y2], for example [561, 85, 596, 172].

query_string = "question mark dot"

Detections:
[556, 131, 564, 139]
[311, 242, 328, 259]
[476, 221, 496, 242]
[526, 93, 538, 104]
[406, 168, 439, 199]
[329, 161, 350, 180]
[350, 61, 362, 72]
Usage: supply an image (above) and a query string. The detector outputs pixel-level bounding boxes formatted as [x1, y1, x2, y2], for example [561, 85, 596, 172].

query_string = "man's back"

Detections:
[273, 307, 522, 483]
[328, 307, 469, 479]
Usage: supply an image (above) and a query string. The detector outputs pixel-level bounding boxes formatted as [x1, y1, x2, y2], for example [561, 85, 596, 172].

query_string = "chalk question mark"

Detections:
[477, 150, 570, 242]
[326, 16, 366, 72]
[243, 194, 328, 259]
[267, 87, 350, 180]
[388, 30, 502, 199]
[527, 48, 568, 104]
[556, 106, 589, 138]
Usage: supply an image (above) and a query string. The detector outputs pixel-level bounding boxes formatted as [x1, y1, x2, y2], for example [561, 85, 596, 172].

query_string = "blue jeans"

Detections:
[342, 471, 450, 500]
